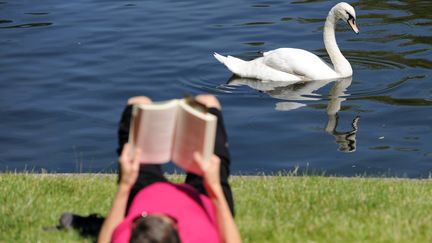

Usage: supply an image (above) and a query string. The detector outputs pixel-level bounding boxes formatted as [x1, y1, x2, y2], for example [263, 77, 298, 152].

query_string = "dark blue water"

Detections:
[1, 0, 431, 177]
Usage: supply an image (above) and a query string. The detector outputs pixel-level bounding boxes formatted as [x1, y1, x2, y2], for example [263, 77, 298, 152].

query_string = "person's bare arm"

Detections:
[98, 144, 141, 243]
[195, 153, 242, 243]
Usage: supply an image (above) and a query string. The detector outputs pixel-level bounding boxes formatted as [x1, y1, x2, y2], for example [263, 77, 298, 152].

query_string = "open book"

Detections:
[129, 97, 217, 175]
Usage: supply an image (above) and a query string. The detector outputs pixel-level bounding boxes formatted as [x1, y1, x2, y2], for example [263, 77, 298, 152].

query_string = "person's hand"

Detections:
[194, 152, 222, 197]
[119, 143, 141, 188]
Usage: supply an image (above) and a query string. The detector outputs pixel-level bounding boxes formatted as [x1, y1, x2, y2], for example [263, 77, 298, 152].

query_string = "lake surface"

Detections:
[1, 0, 431, 177]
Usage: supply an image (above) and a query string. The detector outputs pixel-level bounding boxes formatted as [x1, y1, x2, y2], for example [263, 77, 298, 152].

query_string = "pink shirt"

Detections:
[112, 182, 220, 243]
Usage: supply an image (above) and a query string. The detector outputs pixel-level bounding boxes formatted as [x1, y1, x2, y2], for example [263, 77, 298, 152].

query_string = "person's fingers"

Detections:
[120, 143, 131, 163]
[193, 152, 206, 171]
[193, 152, 203, 162]
[208, 155, 221, 175]
[133, 148, 141, 161]
[195, 95, 221, 110]
[128, 96, 152, 105]
[211, 154, 221, 164]
[132, 148, 142, 169]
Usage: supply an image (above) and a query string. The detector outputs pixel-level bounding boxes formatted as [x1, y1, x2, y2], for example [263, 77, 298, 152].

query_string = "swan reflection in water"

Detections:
[227, 76, 359, 152]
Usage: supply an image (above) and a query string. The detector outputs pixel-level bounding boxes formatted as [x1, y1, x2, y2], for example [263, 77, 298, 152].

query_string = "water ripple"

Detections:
[319, 50, 431, 69]
[354, 96, 432, 107]
[0, 22, 52, 28]
[350, 75, 425, 97]
[0, 19, 12, 24]
[240, 21, 275, 26]
[349, 55, 406, 70]
[24, 12, 49, 15]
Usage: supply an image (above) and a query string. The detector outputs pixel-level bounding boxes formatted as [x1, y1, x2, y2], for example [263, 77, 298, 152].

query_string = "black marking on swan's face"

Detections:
[346, 11, 356, 24]
[346, 11, 354, 21]
[345, 10, 359, 34]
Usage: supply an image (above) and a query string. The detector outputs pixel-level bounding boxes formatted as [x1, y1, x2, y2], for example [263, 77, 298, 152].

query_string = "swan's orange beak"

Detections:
[348, 18, 359, 34]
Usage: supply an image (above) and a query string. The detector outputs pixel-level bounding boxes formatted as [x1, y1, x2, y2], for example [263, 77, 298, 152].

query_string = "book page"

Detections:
[129, 100, 179, 163]
[171, 99, 217, 175]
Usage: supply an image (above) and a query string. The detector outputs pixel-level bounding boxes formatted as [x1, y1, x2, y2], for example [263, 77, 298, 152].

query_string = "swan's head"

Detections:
[332, 2, 359, 34]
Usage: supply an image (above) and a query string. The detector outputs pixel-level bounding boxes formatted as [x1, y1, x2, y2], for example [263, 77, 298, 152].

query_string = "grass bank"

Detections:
[1, 173, 432, 242]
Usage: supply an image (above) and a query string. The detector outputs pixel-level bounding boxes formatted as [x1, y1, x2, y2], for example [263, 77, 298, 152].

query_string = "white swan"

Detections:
[214, 2, 359, 82]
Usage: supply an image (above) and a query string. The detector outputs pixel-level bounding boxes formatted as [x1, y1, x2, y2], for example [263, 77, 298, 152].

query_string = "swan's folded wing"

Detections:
[262, 49, 301, 75]
[263, 48, 336, 80]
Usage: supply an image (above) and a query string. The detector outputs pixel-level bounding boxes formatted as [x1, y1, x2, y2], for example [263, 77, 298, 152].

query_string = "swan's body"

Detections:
[214, 2, 359, 82]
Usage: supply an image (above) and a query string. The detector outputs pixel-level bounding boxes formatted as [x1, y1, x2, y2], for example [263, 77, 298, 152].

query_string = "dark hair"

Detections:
[130, 215, 180, 243]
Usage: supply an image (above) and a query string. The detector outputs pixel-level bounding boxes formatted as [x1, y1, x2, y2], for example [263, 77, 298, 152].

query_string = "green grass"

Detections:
[2, 173, 432, 242]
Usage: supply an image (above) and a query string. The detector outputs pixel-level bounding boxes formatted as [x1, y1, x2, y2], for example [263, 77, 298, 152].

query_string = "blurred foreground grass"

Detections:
[1, 173, 432, 242]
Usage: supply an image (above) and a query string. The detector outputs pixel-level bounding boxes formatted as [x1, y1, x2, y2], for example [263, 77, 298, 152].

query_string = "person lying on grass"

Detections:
[98, 95, 241, 243]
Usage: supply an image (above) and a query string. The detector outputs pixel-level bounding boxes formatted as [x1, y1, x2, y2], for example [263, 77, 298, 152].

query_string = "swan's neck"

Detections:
[323, 11, 352, 77]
